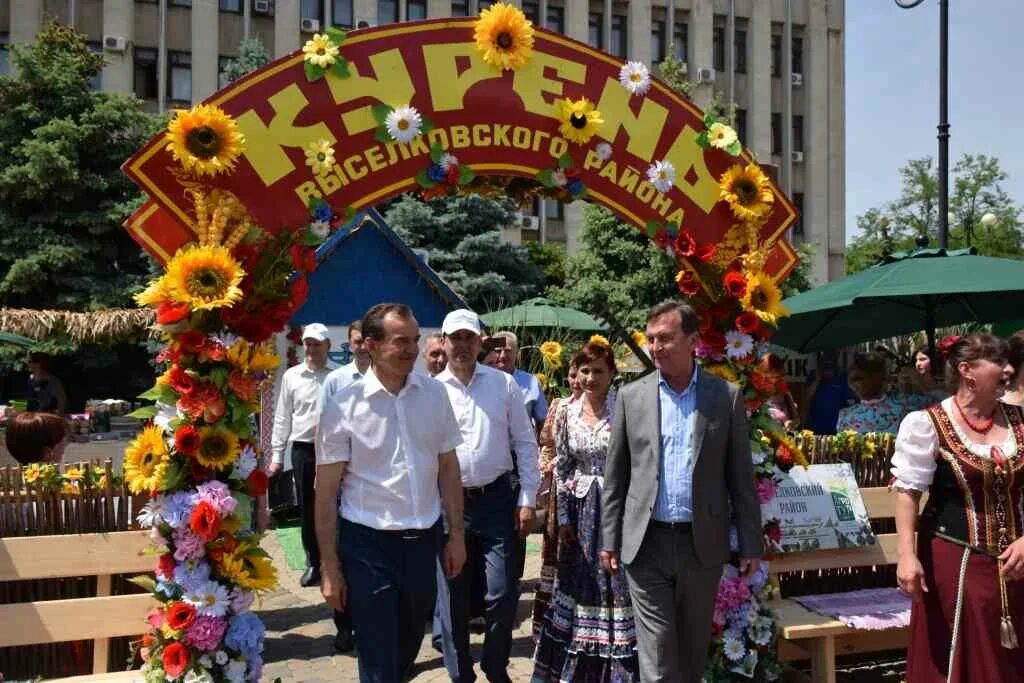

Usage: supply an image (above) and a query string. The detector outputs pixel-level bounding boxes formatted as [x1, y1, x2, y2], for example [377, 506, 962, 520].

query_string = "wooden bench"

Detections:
[770, 486, 918, 683]
[0, 530, 157, 680]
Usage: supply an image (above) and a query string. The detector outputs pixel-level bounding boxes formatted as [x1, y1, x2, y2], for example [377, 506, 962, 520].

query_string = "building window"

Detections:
[479, 0, 494, 9]
[168, 51, 192, 104]
[377, 0, 398, 24]
[87, 42, 103, 91]
[771, 34, 781, 77]
[545, 199, 564, 221]
[169, 0, 191, 6]
[735, 109, 747, 145]
[333, 0, 354, 26]
[793, 115, 804, 153]
[793, 192, 805, 237]
[771, 112, 781, 155]
[407, 0, 426, 20]
[133, 47, 158, 100]
[546, 6, 565, 33]
[712, 26, 724, 71]
[651, 20, 665, 64]
[792, 36, 804, 74]
[673, 21, 687, 61]
[219, 0, 242, 12]
[588, 13, 603, 50]
[522, 1, 539, 24]
[300, 0, 322, 22]
[610, 14, 627, 58]
[451, 1, 469, 16]
[735, 29, 746, 73]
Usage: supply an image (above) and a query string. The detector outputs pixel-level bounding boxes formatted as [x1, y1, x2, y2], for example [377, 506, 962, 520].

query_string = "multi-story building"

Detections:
[0, 0, 845, 282]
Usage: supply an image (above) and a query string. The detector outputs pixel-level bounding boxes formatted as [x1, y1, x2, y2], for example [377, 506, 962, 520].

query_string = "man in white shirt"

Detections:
[270, 322, 335, 588]
[422, 332, 448, 376]
[434, 309, 540, 683]
[316, 303, 466, 683]
[322, 319, 371, 403]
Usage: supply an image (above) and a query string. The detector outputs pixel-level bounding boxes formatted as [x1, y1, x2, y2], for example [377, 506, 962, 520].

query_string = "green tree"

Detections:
[384, 194, 545, 310]
[524, 240, 567, 290]
[781, 243, 816, 298]
[549, 205, 677, 330]
[221, 35, 271, 84]
[846, 154, 1023, 273]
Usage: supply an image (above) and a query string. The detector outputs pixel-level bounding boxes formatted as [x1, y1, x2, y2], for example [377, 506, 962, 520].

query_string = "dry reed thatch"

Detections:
[0, 308, 157, 344]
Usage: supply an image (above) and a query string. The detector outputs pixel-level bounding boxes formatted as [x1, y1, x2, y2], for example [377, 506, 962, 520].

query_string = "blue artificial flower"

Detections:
[173, 560, 212, 593]
[162, 491, 195, 529]
[427, 163, 447, 183]
[312, 203, 333, 223]
[226, 612, 265, 658]
[155, 579, 179, 599]
[566, 178, 584, 196]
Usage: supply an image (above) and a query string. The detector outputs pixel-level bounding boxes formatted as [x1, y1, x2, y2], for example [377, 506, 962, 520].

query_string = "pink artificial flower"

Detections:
[755, 477, 777, 504]
[184, 614, 228, 652]
[193, 480, 237, 517]
[173, 525, 206, 562]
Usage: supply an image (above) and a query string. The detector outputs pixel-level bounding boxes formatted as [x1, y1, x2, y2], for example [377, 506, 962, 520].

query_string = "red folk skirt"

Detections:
[906, 535, 1024, 682]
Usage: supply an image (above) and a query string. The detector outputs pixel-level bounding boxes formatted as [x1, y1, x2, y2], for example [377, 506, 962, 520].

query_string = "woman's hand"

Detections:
[897, 554, 928, 600]
[558, 524, 576, 546]
[999, 537, 1024, 581]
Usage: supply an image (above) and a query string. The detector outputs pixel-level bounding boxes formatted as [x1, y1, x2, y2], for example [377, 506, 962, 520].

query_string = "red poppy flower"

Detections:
[735, 311, 761, 335]
[676, 271, 699, 296]
[168, 366, 195, 397]
[775, 444, 795, 470]
[695, 242, 717, 262]
[723, 271, 748, 300]
[653, 228, 672, 250]
[673, 230, 696, 258]
[165, 601, 197, 631]
[289, 276, 310, 309]
[247, 470, 269, 497]
[162, 642, 190, 679]
[189, 500, 222, 541]
[156, 301, 190, 325]
[157, 553, 176, 579]
[175, 330, 207, 354]
[174, 425, 200, 456]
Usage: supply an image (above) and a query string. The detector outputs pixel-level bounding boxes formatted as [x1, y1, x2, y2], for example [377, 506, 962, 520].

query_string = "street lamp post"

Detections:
[896, 0, 949, 250]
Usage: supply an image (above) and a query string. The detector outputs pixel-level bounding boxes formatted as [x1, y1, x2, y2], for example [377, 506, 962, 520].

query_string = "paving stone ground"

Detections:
[258, 531, 542, 682]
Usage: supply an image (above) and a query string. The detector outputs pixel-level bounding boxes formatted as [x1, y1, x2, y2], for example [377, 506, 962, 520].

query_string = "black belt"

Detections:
[464, 472, 511, 497]
[650, 520, 693, 532]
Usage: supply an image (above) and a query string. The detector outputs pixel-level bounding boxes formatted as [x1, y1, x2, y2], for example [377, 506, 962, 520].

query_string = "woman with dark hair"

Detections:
[911, 345, 948, 402]
[892, 333, 1024, 682]
[1003, 331, 1024, 407]
[837, 352, 908, 435]
[25, 352, 67, 415]
[5, 412, 69, 464]
[533, 342, 639, 682]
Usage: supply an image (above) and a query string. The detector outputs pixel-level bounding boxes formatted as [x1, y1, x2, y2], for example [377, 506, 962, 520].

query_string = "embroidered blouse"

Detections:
[555, 390, 616, 526]
[836, 394, 910, 435]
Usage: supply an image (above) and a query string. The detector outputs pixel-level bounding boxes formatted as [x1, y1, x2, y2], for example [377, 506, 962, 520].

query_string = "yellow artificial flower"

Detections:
[165, 104, 245, 178]
[304, 139, 336, 176]
[123, 424, 170, 494]
[539, 340, 564, 367]
[219, 545, 278, 592]
[196, 425, 241, 471]
[631, 330, 647, 348]
[23, 463, 43, 485]
[741, 270, 788, 326]
[64, 467, 84, 481]
[719, 163, 774, 222]
[474, 2, 535, 71]
[704, 363, 739, 384]
[249, 344, 281, 372]
[535, 372, 548, 390]
[589, 334, 610, 348]
[708, 122, 739, 150]
[62, 481, 81, 496]
[302, 33, 339, 68]
[555, 97, 603, 145]
[164, 244, 244, 312]
[134, 276, 171, 307]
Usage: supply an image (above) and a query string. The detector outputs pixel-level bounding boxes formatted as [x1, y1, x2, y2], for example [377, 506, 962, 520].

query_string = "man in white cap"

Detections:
[270, 322, 336, 590]
[434, 309, 540, 683]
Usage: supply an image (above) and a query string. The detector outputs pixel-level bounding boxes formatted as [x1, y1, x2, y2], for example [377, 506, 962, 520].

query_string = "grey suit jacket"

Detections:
[601, 369, 764, 567]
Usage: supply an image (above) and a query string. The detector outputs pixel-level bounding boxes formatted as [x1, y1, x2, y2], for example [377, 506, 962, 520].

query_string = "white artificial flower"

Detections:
[198, 655, 213, 669]
[725, 330, 754, 359]
[723, 636, 747, 662]
[137, 495, 167, 528]
[552, 169, 568, 187]
[384, 105, 423, 143]
[184, 580, 231, 618]
[619, 61, 652, 95]
[439, 153, 460, 171]
[749, 623, 773, 646]
[647, 160, 676, 193]
[750, 443, 766, 466]
[214, 651, 229, 666]
[595, 142, 614, 161]
[309, 220, 331, 240]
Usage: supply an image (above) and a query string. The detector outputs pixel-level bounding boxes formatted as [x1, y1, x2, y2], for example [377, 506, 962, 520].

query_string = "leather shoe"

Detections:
[299, 566, 321, 587]
[334, 629, 354, 654]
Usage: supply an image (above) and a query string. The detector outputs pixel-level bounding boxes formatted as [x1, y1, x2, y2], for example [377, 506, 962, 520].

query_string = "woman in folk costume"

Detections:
[891, 333, 1024, 682]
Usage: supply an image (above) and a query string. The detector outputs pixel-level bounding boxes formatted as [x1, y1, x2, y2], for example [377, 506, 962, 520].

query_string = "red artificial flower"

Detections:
[701, 329, 727, 354]
[178, 383, 225, 424]
[247, 469, 269, 497]
[723, 271, 748, 300]
[156, 301, 190, 325]
[175, 330, 207, 355]
[695, 242, 717, 262]
[673, 230, 697, 258]
[174, 425, 200, 456]
[735, 311, 761, 335]
[653, 228, 672, 250]
[228, 369, 258, 403]
[165, 601, 197, 631]
[198, 339, 226, 363]
[233, 244, 260, 271]
[676, 271, 699, 296]
[776, 443, 795, 470]
[189, 500, 222, 541]
[290, 244, 317, 274]
[168, 366, 196, 397]
[157, 553, 176, 579]
[190, 460, 213, 483]
[938, 334, 962, 359]
[445, 165, 461, 185]
[162, 642, 190, 679]
[776, 378, 790, 396]
[289, 276, 310, 309]
[744, 396, 765, 413]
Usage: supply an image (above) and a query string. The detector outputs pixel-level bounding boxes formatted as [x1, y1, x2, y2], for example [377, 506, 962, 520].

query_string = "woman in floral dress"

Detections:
[837, 352, 911, 435]
[533, 343, 639, 682]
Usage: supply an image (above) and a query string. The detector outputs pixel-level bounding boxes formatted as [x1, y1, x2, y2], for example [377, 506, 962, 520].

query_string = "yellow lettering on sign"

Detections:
[583, 150, 603, 171]
[493, 124, 512, 147]
[618, 167, 641, 193]
[236, 85, 335, 186]
[472, 124, 492, 147]
[511, 52, 586, 118]
[295, 181, 321, 205]
[315, 171, 346, 195]
[662, 125, 719, 213]
[532, 131, 550, 152]
[428, 128, 450, 150]
[598, 161, 619, 183]
[365, 145, 388, 172]
[343, 154, 368, 181]
[450, 125, 472, 149]
[548, 137, 568, 159]
[423, 44, 503, 112]
[636, 180, 656, 204]
[651, 192, 673, 217]
[666, 207, 685, 225]
[512, 127, 532, 149]
[325, 50, 416, 136]
[593, 78, 668, 162]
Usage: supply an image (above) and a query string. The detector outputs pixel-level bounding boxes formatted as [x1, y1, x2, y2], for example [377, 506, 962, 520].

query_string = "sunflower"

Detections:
[539, 340, 563, 367]
[218, 544, 278, 592]
[302, 33, 339, 68]
[474, 2, 535, 71]
[124, 424, 170, 494]
[741, 270, 788, 326]
[196, 425, 241, 471]
[165, 104, 245, 178]
[534, 372, 548, 390]
[23, 463, 43, 485]
[631, 330, 647, 348]
[304, 139, 336, 175]
[555, 97, 603, 145]
[134, 276, 171, 307]
[589, 334, 610, 348]
[164, 245, 245, 312]
[719, 163, 774, 222]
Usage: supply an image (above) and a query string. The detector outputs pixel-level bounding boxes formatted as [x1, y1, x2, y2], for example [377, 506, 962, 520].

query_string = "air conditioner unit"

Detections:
[252, 0, 272, 14]
[301, 17, 321, 32]
[792, 72, 803, 87]
[103, 35, 128, 53]
[521, 216, 540, 231]
[696, 67, 716, 84]
[792, 151, 804, 163]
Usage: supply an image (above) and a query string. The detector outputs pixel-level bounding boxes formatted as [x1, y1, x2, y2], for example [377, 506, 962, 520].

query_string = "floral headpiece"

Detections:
[937, 334, 962, 359]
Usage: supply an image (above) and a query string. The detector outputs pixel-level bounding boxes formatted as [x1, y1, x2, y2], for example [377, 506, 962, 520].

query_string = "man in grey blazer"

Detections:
[601, 301, 764, 683]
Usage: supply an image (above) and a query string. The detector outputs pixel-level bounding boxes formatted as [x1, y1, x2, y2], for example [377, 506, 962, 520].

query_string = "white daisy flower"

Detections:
[184, 579, 231, 618]
[725, 330, 754, 359]
[647, 160, 676, 193]
[708, 122, 739, 150]
[619, 61, 652, 95]
[439, 153, 460, 171]
[595, 142, 613, 161]
[136, 495, 167, 528]
[384, 105, 423, 143]
[723, 636, 747, 661]
[309, 220, 331, 240]
[552, 169, 568, 187]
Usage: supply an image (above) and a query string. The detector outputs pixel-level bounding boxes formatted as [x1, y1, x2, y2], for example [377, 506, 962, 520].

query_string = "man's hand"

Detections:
[321, 567, 347, 611]
[599, 550, 620, 575]
[443, 531, 467, 579]
[516, 506, 536, 539]
[739, 557, 760, 579]
[267, 461, 282, 477]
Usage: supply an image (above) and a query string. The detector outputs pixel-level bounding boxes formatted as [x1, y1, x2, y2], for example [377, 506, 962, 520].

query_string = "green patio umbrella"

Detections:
[0, 331, 36, 348]
[480, 297, 607, 332]
[772, 249, 1024, 353]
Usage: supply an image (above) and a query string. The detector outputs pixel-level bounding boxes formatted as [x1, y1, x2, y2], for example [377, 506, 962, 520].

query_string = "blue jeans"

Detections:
[436, 474, 517, 683]
[340, 518, 440, 683]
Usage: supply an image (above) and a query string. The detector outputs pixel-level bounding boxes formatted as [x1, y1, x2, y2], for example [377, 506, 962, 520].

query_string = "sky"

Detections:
[845, 0, 1024, 242]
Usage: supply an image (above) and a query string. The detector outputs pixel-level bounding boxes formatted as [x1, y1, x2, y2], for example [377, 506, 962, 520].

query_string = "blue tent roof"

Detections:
[291, 208, 467, 328]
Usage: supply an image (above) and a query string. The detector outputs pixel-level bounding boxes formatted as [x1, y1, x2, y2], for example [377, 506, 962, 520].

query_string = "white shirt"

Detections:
[271, 361, 336, 465]
[320, 361, 369, 408]
[436, 363, 541, 508]
[317, 368, 462, 530]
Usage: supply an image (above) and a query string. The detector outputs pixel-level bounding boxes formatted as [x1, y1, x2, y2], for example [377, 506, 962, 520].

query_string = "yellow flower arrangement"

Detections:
[719, 163, 774, 223]
[165, 105, 245, 178]
[304, 139, 336, 176]
[219, 544, 278, 592]
[740, 270, 788, 326]
[124, 425, 170, 494]
[474, 2, 535, 71]
[302, 33, 339, 68]
[196, 425, 241, 471]
[539, 340, 564, 368]
[164, 245, 245, 312]
[555, 97, 603, 145]
[226, 340, 280, 373]
[588, 334, 610, 347]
